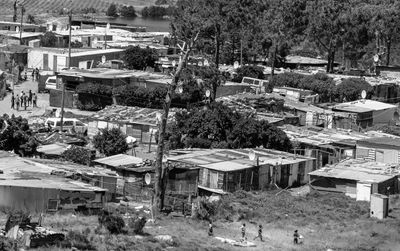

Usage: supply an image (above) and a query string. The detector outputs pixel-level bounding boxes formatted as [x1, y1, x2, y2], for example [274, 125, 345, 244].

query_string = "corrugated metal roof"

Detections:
[36, 143, 68, 156]
[357, 137, 400, 149]
[309, 159, 399, 183]
[333, 99, 397, 113]
[168, 148, 315, 172]
[94, 154, 143, 167]
[0, 178, 106, 192]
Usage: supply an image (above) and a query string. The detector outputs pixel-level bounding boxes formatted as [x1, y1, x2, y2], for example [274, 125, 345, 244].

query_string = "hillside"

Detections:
[0, 0, 157, 16]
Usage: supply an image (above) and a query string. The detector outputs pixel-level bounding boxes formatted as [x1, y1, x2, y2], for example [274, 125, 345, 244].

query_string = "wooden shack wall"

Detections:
[167, 169, 198, 195]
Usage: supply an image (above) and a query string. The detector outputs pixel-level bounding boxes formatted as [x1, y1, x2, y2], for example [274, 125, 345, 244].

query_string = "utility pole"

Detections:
[60, 10, 72, 132]
[19, 5, 24, 45]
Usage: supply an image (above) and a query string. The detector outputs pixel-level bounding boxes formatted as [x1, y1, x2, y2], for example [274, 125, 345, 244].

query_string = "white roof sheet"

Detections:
[334, 99, 397, 112]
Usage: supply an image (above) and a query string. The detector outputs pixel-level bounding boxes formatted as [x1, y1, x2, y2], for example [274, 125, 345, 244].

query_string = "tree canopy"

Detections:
[40, 32, 57, 47]
[165, 103, 292, 151]
[93, 128, 129, 157]
[106, 3, 118, 17]
[120, 5, 137, 18]
[123, 46, 158, 71]
[0, 115, 37, 157]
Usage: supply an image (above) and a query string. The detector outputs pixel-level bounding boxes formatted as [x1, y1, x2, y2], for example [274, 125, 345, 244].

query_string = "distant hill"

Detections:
[0, 0, 157, 16]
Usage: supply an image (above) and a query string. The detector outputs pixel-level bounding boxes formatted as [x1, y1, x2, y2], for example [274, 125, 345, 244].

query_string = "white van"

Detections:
[45, 76, 57, 91]
[45, 118, 88, 135]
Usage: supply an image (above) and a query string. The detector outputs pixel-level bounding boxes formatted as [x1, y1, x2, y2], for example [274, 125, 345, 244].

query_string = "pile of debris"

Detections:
[0, 212, 65, 249]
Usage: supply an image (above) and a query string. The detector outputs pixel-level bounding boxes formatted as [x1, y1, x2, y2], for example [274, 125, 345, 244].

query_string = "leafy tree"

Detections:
[0, 114, 37, 157]
[71, 40, 83, 48]
[26, 14, 36, 24]
[61, 146, 93, 166]
[141, 6, 168, 18]
[335, 78, 372, 102]
[40, 32, 57, 47]
[306, 0, 349, 73]
[123, 46, 158, 70]
[233, 65, 264, 83]
[93, 128, 128, 157]
[120, 5, 137, 18]
[106, 3, 118, 17]
[166, 103, 292, 151]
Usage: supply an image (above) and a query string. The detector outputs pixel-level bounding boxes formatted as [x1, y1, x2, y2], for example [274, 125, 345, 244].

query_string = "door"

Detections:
[43, 53, 48, 70]
[280, 165, 289, 188]
[356, 182, 372, 201]
[376, 150, 384, 163]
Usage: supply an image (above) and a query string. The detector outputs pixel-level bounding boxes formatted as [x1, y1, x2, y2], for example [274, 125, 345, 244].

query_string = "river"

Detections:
[98, 16, 171, 32]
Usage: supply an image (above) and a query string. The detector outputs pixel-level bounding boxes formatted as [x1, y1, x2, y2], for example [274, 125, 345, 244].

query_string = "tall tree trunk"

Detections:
[270, 41, 277, 78]
[386, 37, 391, 66]
[154, 36, 198, 212]
[213, 26, 220, 101]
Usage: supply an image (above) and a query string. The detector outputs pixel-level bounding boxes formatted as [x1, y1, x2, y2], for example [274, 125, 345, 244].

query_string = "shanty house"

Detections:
[168, 148, 316, 194]
[0, 152, 106, 213]
[332, 100, 399, 128]
[309, 159, 400, 201]
[356, 137, 400, 164]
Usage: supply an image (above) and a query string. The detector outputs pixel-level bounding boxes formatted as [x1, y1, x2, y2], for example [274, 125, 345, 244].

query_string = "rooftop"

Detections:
[36, 143, 69, 156]
[309, 159, 400, 183]
[357, 137, 400, 150]
[281, 125, 399, 147]
[94, 154, 143, 168]
[58, 67, 171, 81]
[285, 55, 330, 65]
[90, 105, 180, 126]
[168, 148, 315, 172]
[0, 31, 43, 39]
[333, 99, 397, 113]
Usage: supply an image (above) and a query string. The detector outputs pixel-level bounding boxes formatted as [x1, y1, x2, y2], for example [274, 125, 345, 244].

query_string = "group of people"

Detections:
[11, 90, 38, 111]
[208, 222, 303, 245]
[31, 68, 40, 81]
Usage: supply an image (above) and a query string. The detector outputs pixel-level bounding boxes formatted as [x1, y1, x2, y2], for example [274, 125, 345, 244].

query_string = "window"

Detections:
[56, 121, 61, 126]
[76, 121, 84, 126]
[64, 121, 74, 126]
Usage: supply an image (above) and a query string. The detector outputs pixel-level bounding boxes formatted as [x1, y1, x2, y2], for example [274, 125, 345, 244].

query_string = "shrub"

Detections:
[233, 65, 265, 83]
[61, 146, 93, 165]
[93, 128, 129, 157]
[61, 230, 96, 250]
[193, 197, 219, 221]
[103, 214, 125, 234]
[0, 236, 13, 250]
[127, 216, 147, 234]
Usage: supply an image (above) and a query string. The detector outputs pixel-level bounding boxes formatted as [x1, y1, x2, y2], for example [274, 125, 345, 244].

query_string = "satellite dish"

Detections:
[205, 89, 211, 98]
[373, 54, 379, 63]
[177, 86, 183, 94]
[101, 55, 106, 64]
[233, 61, 239, 69]
[361, 90, 367, 99]
[248, 150, 256, 161]
[145, 173, 151, 185]
[204, 59, 209, 66]
[198, 61, 203, 67]
[172, 60, 176, 67]
[162, 155, 168, 163]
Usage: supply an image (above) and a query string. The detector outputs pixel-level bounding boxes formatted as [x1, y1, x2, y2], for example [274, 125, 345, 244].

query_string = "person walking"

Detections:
[240, 223, 246, 242]
[208, 221, 214, 237]
[20, 92, 24, 107]
[23, 94, 28, 110]
[293, 230, 300, 244]
[32, 93, 37, 107]
[28, 90, 32, 106]
[31, 69, 35, 81]
[11, 92, 15, 109]
[15, 95, 20, 111]
[253, 224, 263, 241]
[35, 68, 39, 81]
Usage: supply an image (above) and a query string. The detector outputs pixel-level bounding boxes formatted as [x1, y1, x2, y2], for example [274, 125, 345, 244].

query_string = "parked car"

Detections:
[45, 118, 88, 135]
[45, 76, 57, 91]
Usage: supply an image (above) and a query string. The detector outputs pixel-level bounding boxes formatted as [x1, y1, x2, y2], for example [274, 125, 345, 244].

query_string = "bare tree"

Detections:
[154, 32, 199, 212]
